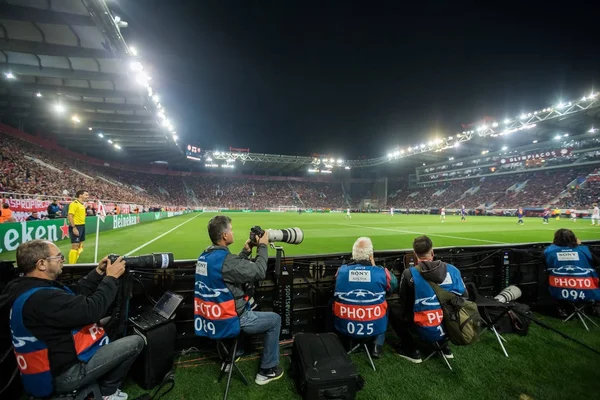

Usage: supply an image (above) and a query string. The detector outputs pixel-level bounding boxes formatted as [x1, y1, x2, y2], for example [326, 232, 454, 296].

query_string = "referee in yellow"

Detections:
[67, 189, 89, 264]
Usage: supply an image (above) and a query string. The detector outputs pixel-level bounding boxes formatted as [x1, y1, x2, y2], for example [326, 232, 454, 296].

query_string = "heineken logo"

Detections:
[0, 221, 68, 254]
[113, 214, 140, 229]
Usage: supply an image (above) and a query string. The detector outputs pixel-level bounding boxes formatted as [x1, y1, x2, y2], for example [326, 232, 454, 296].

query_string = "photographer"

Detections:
[197, 215, 283, 385]
[0, 240, 144, 399]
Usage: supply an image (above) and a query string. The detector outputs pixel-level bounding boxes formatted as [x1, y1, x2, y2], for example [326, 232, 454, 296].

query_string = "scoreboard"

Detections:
[186, 144, 202, 161]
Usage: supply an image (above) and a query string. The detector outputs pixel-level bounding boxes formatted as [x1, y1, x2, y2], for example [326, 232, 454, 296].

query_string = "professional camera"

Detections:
[107, 252, 175, 270]
[249, 226, 304, 245]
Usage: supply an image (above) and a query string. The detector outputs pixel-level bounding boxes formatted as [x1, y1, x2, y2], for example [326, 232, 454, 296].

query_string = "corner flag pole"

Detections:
[94, 201, 106, 264]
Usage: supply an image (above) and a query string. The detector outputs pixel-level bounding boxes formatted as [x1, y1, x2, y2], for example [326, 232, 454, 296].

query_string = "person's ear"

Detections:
[36, 260, 47, 271]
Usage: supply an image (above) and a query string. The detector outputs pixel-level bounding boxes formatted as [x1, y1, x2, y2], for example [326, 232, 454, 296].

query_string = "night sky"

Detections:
[115, 1, 600, 159]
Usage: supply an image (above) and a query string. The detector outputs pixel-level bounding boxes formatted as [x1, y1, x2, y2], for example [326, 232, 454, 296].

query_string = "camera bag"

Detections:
[291, 333, 362, 400]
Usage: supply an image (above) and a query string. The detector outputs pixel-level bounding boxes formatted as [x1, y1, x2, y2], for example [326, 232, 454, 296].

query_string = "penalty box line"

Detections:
[125, 213, 202, 256]
[339, 223, 509, 245]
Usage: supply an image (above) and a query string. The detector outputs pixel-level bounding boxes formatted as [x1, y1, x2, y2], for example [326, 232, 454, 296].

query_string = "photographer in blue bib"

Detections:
[0, 239, 144, 400]
[333, 237, 398, 358]
[388, 235, 467, 363]
[194, 215, 284, 386]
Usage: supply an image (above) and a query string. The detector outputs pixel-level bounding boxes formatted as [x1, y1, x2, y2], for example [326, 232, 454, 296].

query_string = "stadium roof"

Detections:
[0, 0, 183, 163]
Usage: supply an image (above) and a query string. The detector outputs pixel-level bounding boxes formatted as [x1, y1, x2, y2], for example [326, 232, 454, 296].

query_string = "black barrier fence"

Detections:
[2, 240, 597, 351]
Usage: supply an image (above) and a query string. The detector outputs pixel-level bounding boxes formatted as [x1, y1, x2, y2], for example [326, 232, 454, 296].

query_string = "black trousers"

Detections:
[388, 303, 416, 350]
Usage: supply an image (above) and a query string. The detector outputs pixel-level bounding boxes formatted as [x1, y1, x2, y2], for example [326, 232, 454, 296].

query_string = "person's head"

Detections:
[75, 190, 88, 202]
[208, 215, 234, 246]
[31, 211, 39, 218]
[352, 237, 375, 265]
[16, 240, 64, 280]
[552, 229, 579, 248]
[2, 203, 8, 209]
[413, 235, 434, 260]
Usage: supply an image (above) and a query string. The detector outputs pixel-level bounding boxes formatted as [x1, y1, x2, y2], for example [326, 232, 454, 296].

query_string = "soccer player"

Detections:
[570, 208, 577, 223]
[346, 208, 352, 219]
[460, 205, 466, 222]
[390, 207, 394, 217]
[517, 207, 524, 225]
[592, 203, 599, 226]
[440, 207, 446, 223]
[542, 208, 550, 225]
[68, 190, 89, 264]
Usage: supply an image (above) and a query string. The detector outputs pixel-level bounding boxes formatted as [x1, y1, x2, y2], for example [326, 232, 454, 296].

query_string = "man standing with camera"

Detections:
[196, 215, 283, 385]
[0, 240, 144, 399]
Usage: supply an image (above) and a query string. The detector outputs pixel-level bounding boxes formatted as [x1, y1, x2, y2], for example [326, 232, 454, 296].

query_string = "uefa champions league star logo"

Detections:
[552, 266, 591, 276]
[194, 281, 230, 298]
[334, 289, 386, 304]
[415, 295, 441, 307]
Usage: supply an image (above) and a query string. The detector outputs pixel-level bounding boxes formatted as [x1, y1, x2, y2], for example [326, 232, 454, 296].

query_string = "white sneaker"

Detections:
[103, 389, 128, 400]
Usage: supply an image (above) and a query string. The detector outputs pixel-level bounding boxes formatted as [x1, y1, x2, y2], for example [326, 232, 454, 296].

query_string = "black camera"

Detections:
[249, 226, 265, 244]
[107, 253, 174, 270]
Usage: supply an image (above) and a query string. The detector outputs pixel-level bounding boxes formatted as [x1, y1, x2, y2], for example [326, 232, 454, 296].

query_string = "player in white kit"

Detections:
[390, 207, 394, 216]
[346, 208, 351, 219]
[570, 209, 577, 222]
[592, 203, 599, 225]
[440, 207, 446, 222]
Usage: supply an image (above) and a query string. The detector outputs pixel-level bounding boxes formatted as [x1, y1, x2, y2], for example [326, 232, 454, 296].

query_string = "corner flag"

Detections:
[94, 201, 107, 263]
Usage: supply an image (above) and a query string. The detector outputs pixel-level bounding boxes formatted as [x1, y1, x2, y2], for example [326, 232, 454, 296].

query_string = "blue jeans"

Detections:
[54, 335, 144, 396]
[239, 310, 281, 370]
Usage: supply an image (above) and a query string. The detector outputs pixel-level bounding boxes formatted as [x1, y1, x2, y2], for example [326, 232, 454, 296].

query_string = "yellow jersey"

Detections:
[68, 199, 86, 225]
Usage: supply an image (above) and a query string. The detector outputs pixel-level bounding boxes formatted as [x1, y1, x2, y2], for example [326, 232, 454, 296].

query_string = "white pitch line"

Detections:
[339, 223, 509, 244]
[125, 213, 202, 256]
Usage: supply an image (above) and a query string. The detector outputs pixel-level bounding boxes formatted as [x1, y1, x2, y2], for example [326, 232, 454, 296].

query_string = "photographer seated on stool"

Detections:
[332, 237, 397, 358]
[544, 229, 600, 319]
[0, 240, 144, 400]
[389, 235, 467, 363]
[195, 215, 283, 385]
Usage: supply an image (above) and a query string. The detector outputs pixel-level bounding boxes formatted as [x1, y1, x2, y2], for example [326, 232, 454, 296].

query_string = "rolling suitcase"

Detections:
[292, 333, 362, 400]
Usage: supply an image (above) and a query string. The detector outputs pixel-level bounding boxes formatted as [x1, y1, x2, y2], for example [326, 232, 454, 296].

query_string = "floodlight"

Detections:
[129, 61, 143, 72]
[114, 144, 121, 149]
[153, 95, 159, 103]
[563, 133, 569, 137]
[98, 133, 103, 138]
[54, 103, 65, 114]
[554, 134, 561, 140]
[454, 142, 459, 148]
[589, 127, 598, 133]
[492, 122, 498, 128]
[108, 139, 113, 144]
[556, 102, 565, 109]
[71, 115, 80, 123]
[4, 72, 15, 80]
[504, 118, 510, 124]
[520, 114, 527, 119]
[130, 46, 138, 56]
[36, 92, 42, 98]
[501, 146, 508, 151]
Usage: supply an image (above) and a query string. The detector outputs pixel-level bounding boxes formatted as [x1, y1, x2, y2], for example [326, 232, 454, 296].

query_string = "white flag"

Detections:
[97, 201, 107, 223]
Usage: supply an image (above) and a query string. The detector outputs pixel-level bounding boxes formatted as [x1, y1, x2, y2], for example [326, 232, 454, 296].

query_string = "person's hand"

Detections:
[72, 227, 79, 237]
[96, 256, 108, 275]
[106, 256, 126, 279]
[258, 230, 269, 245]
[243, 239, 254, 252]
[577, 238, 582, 245]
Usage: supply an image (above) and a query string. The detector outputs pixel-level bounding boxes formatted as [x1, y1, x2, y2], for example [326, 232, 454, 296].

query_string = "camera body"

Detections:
[107, 252, 174, 270]
[249, 226, 265, 245]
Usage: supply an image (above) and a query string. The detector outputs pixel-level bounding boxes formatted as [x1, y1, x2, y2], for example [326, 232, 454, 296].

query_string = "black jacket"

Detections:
[0, 270, 119, 376]
[396, 260, 467, 321]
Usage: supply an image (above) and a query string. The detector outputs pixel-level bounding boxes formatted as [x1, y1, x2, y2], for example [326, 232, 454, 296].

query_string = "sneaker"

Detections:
[103, 390, 127, 400]
[221, 355, 242, 373]
[441, 346, 454, 359]
[255, 365, 284, 385]
[396, 346, 422, 363]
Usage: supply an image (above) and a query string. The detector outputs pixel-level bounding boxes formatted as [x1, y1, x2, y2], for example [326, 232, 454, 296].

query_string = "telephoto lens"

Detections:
[266, 228, 304, 244]
[494, 285, 522, 303]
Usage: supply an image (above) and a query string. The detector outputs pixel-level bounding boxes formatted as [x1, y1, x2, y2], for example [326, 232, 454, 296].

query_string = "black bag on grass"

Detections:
[291, 333, 363, 400]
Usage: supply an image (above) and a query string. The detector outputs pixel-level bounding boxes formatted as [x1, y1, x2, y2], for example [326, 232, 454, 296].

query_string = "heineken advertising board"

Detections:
[0, 211, 192, 254]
